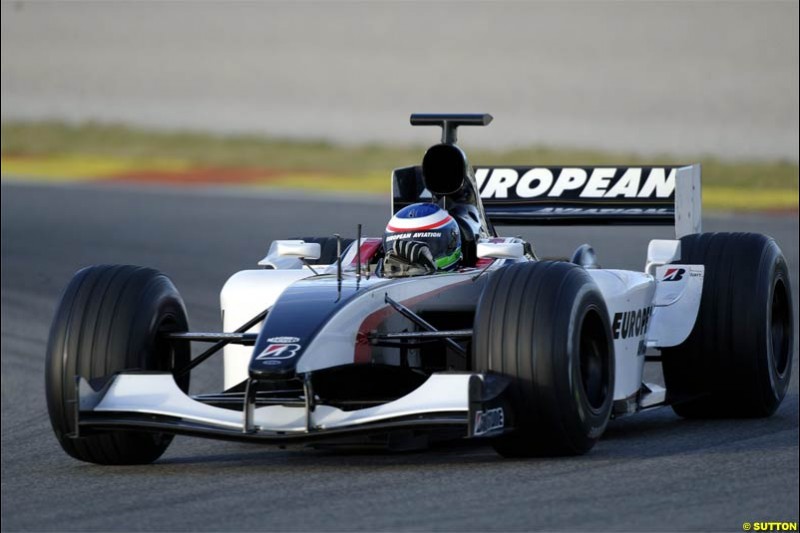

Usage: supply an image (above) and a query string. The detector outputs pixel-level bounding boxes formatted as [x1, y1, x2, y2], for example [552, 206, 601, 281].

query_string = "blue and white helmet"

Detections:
[383, 203, 462, 277]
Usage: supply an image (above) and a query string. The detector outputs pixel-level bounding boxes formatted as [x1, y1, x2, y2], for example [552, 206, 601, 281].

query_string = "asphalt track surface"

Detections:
[2, 182, 798, 531]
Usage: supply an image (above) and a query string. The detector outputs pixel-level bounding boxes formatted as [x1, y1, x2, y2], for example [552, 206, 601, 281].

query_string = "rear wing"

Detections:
[392, 164, 702, 238]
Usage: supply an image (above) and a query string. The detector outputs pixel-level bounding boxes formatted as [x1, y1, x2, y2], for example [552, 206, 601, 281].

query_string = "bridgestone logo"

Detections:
[612, 306, 654, 340]
[474, 168, 676, 199]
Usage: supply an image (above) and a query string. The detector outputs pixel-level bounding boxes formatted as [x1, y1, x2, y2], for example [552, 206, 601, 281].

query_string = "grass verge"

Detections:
[2, 121, 797, 211]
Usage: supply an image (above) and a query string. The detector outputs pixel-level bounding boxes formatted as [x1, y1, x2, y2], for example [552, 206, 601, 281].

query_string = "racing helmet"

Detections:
[383, 203, 461, 277]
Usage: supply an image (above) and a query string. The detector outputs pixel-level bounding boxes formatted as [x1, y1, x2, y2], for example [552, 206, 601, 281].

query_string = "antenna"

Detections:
[356, 224, 362, 284]
[334, 234, 342, 301]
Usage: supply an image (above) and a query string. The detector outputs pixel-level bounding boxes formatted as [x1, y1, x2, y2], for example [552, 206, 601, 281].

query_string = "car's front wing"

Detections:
[73, 372, 512, 446]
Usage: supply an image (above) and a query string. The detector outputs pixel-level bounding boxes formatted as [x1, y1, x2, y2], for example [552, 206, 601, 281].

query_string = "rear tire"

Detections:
[45, 265, 191, 464]
[661, 232, 793, 418]
[472, 261, 614, 457]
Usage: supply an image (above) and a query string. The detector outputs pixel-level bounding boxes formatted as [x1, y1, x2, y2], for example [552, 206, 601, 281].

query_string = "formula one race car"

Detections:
[45, 114, 794, 464]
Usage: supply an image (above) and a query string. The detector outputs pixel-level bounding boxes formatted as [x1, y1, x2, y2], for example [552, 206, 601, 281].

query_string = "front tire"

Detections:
[661, 232, 793, 418]
[472, 261, 614, 457]
[45, 265, 191, 464]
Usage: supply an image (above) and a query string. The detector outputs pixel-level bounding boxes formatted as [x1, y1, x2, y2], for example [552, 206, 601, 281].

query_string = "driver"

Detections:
[382, 203, 461, 278]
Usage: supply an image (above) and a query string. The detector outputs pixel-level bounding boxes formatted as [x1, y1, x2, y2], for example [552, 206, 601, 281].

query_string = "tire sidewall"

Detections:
[562, 280, 614, 449]
[759, 246, 793, 411]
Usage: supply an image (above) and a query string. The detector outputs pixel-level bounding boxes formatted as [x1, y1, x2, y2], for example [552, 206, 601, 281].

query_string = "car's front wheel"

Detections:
[472, 261, 615, 457]
[45, 265, 191, 464]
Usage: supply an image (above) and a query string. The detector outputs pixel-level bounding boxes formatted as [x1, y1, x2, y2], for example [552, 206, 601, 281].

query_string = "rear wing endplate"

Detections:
[392, 164, 702, 238]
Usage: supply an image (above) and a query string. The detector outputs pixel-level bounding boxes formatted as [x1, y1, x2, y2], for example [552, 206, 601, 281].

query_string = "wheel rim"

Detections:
[154, 314, 191, 392]
[770, 278, 791, 377]
[579, 309, 610, 411]
[155, 315, 179, 372]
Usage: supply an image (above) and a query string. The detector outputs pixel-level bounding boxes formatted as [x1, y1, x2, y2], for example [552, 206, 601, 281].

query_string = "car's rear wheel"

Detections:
[45, 265, 191, 464]
[661, 232, 793, 417]
[472, 261, 615, 456]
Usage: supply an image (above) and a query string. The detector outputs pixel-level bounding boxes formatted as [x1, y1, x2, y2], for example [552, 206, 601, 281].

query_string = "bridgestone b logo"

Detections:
[662, 268, 686, 282]
[612, 306, 654, 340]
[256, 343, 301, 360]
[474, 168, 675, 200]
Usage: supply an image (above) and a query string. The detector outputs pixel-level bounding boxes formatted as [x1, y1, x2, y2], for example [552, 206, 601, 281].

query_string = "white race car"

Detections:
[45, 114, 793, 464]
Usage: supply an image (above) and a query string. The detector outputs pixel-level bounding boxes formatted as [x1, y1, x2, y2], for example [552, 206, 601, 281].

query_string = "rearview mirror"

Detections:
[273, 240, 322, 260]
[476, 242, 524, 260]
[258, 240, 322, 269]
[645, 239, 681, 276]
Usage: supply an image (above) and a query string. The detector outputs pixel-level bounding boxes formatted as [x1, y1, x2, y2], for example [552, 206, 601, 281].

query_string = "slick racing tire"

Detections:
[661, 233, 793, 418]
[473, 261, 615, 457]
[45, 265, 191, 464]
[292, 237, 354, 265]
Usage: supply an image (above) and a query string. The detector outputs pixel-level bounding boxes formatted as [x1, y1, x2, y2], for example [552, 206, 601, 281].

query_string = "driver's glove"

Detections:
[383, 240, 436, 277]
[391, 240, 436, 270]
